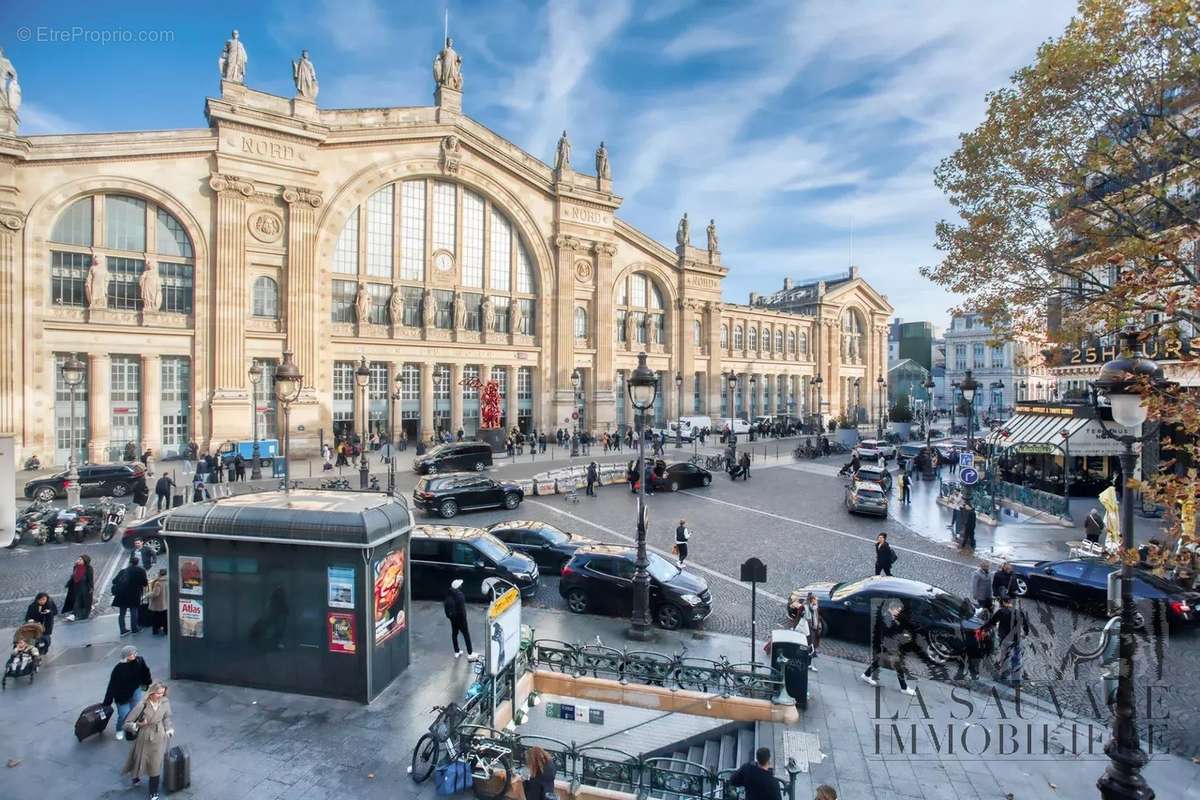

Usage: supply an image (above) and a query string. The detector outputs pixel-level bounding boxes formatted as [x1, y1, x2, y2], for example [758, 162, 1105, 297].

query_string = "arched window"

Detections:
[775, 330, 784, 352]
[693, 320, 702, 346]
[329, 179, 537, 336]
[799, 331, 808, 355]
[733, 325, 744, 350]
[721, 325, 728, 349]
[788, 331, 796, 354]
[748, 327, 758, 351]
[253, 276, 280, 318]
[49, 193, 194, 313]
[616, 271, 670, 347]
[841, 311, 864, 363]
[574, 307, 588, 339]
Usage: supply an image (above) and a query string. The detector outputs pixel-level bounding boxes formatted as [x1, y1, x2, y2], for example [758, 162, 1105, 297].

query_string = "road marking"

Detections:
[678, 491, 975, 570]
[526, 499, 788, 605]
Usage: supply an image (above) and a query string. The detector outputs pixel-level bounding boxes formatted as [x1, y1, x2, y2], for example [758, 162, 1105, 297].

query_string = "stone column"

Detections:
[0, 211, 23, 446]
[764, 375, 775, 415]
[552, 235, 587, 426]
[419, 362, 434, 442]
[705, 303, 722, 415]
[451, 363, 464, 435]
[740, 372, 750, 420]
[621, 370, 633, 431]
[353, 378, 366, 442]
[207, 175, 255, 446]
[87, 354, 111, 463]
[282, 187, 324, 455]
[141, 354, 162, 456]
[592, 242, 617, 431]
[506, 365, 519, 432]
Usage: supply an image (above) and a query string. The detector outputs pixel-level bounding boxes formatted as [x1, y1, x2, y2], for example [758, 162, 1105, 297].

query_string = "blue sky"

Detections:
[2, 0, 1077, 326]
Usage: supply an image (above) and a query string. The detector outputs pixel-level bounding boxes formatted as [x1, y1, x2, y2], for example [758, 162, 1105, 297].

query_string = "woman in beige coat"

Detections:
[147, 569, 168, 635]
[122, 682, 174, 800]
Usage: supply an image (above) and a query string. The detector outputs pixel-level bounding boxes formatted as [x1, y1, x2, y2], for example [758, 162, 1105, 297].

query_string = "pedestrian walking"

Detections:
[322, 443, 333, 471]
[859, 602, 915, 695]
[153, 474, 174, 512]
[971, 562, 993, 610]
[234, 453, 246, 481]
[992, 561, 1017, 600]
[131, 538, 157, 571]
[806, 593, 822, 662]
[62, 554, 94, 621]
[444, 579, 476, 660]
[113, 556, 149, 636]
[899, 471, 911, 505]
[539, 433, 547, 453]
[586, 461, 598, 497]
[191, 473, 206, 503]
[674, 519, 690, 567]
[104, 645, 152, 740]
[739, 451, 751, 480]
[24, 592, 57, 652]
[960, 502, 977, 550]
[147, 569, 168, 635]
[131, 473, 150, 519]
[729, 747, 782, 800]
[1084, 507, 1104, 544]
[981, 596, 1030, 685]
[874, 532, 897, 576]
[121, 681, 175, 799]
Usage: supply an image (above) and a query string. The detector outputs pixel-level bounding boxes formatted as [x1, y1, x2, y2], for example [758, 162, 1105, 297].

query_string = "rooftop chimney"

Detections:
[749, 292, 759, 305]
[783, 277, 792, 290]
[849, 265, 860, 280]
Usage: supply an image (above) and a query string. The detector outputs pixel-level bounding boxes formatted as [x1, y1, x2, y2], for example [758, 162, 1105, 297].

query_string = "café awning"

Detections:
[992, 412, 1137, 457]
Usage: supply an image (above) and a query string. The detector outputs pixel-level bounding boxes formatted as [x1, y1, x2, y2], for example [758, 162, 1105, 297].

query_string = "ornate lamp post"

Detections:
[248, 362, 263, 480]
[274, 352, 303, 494]
[61, 356, 86, 508]
[813, 375, 824, 433]
[749, 374, 758, 423]
[949, 380, 959, 435]
[355, 356, 371, 489]
[993, 379, 1005, 420]
[960, 369, 978, 451]
[387, 371, 402, 495]
[628, 352, 658, 640]
[853, 377, 861, 428]
[674, 371, 683, 447]
[924, 376, 936, 457]
[725, 371, 739, 445]
[875, 375, 885, 438]
[1091, 332, 1162, 800]
[570, 369, 581, 457]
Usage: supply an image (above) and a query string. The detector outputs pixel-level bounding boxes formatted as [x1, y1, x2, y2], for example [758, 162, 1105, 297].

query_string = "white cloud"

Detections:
[19, 103, 78, 134]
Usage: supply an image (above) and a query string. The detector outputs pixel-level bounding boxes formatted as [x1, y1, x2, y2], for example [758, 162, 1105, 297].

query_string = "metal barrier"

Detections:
[994, 480, 1069, 518]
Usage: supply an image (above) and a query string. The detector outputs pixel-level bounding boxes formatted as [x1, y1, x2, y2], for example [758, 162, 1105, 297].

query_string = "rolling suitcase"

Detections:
[172, 493, 184, 508]
[74, 703, 112, 741]
[162, 745, 191, 793]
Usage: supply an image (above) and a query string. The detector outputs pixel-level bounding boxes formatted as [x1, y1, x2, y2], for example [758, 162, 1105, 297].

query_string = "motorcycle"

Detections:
[13, 502, 56, 547]
[99, 498, 126, 542]
[22, 455, 41, 471]
[51, 500, 112, 544]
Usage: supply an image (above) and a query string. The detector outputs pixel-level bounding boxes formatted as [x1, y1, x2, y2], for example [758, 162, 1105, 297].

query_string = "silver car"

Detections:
[845, 481, 888, 517]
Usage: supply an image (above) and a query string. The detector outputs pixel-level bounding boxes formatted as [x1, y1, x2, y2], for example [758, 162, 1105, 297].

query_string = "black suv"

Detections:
[413, 442, 494, 475]
[24, 463, 146, 502]
[410, 525, 539, 600]
[559, 545, 712, 630]
[484, 521, 593, 574]
[412, 474, 524, 518]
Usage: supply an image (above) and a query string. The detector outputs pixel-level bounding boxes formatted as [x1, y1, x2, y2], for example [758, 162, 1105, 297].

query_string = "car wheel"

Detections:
[34, 487, 56, 503]
[566, 589, 590, 614]
[702, 475, 711, 486]
[656, 604, 684, 630]
[925, 631, 959, 665]
[474, 461, 486, 472]
[439, 500, 459, 519]
[110, 483, 129, 498]
[1013, 578, 1029, 597]
[669, 480, 681, 492]
[503, 493, 520, 510]
[146, 537, 164, 554]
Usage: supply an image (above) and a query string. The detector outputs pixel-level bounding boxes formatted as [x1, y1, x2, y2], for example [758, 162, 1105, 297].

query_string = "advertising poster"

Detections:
[373, 548, 407, 647]
[485, 587, 521, 676]
[327, 612, 356, 654]
[178, 556, 204, 596]
[327, 566, 356, 609]
[179, 597, 204, 638]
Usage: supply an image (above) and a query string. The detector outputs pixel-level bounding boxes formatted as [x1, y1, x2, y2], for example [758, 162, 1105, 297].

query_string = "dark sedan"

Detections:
[412, 473, 524, 518]
[797, 576, 992, 665]
[24, 463, 145, 502]
[484, 521, 594, 574]
[652, 462, 713, 492]
[122, 513, 168, 554]
[560, 545, 712, 630]
[1009, 557, 1198, 627]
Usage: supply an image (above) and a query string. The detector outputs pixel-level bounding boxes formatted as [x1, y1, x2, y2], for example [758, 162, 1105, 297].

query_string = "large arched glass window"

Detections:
[49, 194, 195, 313]
[841, 311, 864, 363]
[330, 179, 537, 336]
[615, 271, 669, 347]
[720, 325, 728, 349]
[252, 276, 279, 318]
[574, 307, 588, 339]
[787, 331, 796, 354]
[798, 331, 809, 355]
[733, 325, 744, 350]
[748, 326, 758, 351]
[775, 330, 784, 352]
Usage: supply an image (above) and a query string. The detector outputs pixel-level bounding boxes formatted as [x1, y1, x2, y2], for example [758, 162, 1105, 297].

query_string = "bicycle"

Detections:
[410, 704, 515, 800]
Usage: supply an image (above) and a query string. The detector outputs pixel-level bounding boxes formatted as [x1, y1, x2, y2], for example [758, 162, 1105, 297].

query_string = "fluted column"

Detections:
[141, 354, 161, 455]
[419, 362, 434, 442]
[0, 211, 22, 442]
[706, 304, 722, 415]
[553, 235, 587, 425]
[87, 354, 111, 463]
[592, 242, 617, 431]
[208, 175, 253, 448]
[451, 363, 464, 434]
[282, 187, 324, 455]
[740, 372, 750, 420]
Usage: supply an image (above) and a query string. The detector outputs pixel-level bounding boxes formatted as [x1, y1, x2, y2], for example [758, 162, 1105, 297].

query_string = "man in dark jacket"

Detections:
[739, 451, 751, 480]
[586, 462, 598, 497]
[131, 538, 156, 571]
[729, 747, 782, 800]
[899, 471, 911, 504]
[981, 596, 1031, 685]
[131, 474, 150, 519]
[1084, 507, 1104, 544]
[103, 645, 152, 739]
[960, 502, 977, 550]
[113, 556, 148, 636]
[874, 533, 897, 576]
[444, 579, 476, 660]
[859, 602, 915, 694]
[154, 474, 175, 512]
[992, 562, 1017, 600]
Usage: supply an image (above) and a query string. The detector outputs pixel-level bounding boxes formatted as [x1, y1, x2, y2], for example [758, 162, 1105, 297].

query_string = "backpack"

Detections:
[443, 593, 456, 619]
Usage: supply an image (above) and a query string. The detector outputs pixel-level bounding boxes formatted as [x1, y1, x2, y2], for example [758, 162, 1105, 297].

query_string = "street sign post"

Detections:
[740, 557, 768, 664]
[959, 452, 975, 469]
[960, 467, 979, 486]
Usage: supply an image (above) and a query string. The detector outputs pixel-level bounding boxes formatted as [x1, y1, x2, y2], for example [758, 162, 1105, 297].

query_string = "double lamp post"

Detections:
[627, 352, 659, 641]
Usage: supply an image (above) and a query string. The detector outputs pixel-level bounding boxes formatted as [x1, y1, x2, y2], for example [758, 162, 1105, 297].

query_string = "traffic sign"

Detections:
[958, 452, 975, 469]
[960, 467, 979, 486]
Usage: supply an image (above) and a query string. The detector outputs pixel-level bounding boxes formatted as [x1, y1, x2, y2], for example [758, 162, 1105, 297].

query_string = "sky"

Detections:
[1, 0, 1078, 327]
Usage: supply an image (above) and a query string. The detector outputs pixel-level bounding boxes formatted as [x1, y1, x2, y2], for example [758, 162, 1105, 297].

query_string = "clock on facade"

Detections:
[433, 250, 455, 273]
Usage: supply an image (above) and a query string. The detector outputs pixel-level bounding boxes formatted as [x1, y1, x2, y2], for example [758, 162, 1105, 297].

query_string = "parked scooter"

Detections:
[13, 502, 57, 547]
[99, 498, 126, 542]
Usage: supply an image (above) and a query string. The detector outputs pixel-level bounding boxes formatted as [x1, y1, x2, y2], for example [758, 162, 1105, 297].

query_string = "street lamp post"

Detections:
[725, 371, 739, 451]
[628, 352, 658, 641]
[813, 375, 824, 434]
[853, 377, 861, 429]
[248, 362, 263, 480]
[570, 369, 581, 457]
[924, 376, 936, 465]
[950, 380, 959, 436]
[355, 356, 371, 489]
[387, 372, 402, 495]
[875, 375, 885, 439]
[1091, 332, 1161, 800]
[273, 352, 304, 494]
[961, 370, 978, 452]
[674, 371, 683, 448]
[61, 356, 85, 509]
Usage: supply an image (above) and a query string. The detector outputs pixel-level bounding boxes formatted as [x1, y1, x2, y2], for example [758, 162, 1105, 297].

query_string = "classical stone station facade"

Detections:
[0, 35, 892, 464]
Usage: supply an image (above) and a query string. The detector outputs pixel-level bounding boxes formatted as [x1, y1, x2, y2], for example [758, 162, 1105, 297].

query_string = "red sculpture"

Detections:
[461, 376, 502, 430]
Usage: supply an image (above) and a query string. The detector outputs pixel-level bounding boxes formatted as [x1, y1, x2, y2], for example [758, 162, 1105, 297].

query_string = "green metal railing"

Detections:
[994, 480, 1069, 518]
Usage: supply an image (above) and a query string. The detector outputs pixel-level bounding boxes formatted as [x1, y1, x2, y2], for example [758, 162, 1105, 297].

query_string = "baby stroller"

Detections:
[3, 622, 45, 690]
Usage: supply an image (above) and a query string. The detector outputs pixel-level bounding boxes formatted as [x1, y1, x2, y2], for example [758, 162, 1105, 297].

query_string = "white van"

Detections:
[717, 418, 752, 436]
[672, 415, 713, 441]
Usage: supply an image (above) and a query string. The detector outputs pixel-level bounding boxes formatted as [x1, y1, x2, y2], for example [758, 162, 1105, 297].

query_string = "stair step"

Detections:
[719, 733, 737, 772]
[702, 738, 720, 772]
[737, 727, 756, 766]
[686, 744, 705, 773]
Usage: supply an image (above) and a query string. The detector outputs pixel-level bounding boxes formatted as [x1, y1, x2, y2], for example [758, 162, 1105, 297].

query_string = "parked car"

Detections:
[410, 525, 538, 600]
[844, 481, 888, 517]
[852, 464, 893, 493]
[217, 438, 279, 467]
[671, 416, 713, 441]
[652, 462, 713, 492]
[412, 473, 524, 518]
[897, 443, 925, 468]
[1008, 557, 1199, 626]
[559, 545, 712, 630]
[854, 439, 896, 461]
[122, 513, 168, 554]
[795, 576, 992, 664]
[412, 442, 495, 475]
[484, 520, 593, 574]
[24, 463, 146, 502]
[717, 418, 752, 437]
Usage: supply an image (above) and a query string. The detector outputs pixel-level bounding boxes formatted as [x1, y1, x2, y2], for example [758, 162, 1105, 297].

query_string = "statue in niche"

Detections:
[219, 29, 247, 83]
[676, 212, 690, 247]
[452, 293, 466, 329]
[84, 257, 107, 309]
[421, 288, 436, 327]
[623, 313, 636, 344]
[0, 48, 21, 115]
[388, 286, 403, 325]
[595, 141, 610, 180]
[706, 219, 719, 253]
[432, 37, 463, 90]
[554, 130, 571, 171]
[644, 314, 655, 343]
[292, 50, 318, 99]
[440, 134, 462, 174]
[139, 263, 162, 312]
[481, 297, 494, 331]
[509, 301, 524, 335]
[355, 283, 370, 324]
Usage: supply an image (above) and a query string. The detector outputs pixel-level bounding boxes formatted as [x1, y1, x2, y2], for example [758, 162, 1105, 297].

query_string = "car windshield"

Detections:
[415, 479, 431, 491]
[647, 552, 681, 582]
[535, 525, 569, 545]
[831, 577, 874, 601]
[474, 533, 511, 562]
[424, 444, 450, 458]
[857, 489, 884, 500]
[928, 591, 974, 618]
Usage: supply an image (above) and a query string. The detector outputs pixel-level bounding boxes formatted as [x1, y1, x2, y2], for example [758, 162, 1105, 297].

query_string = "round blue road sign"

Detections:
[960, 467, 979, 485]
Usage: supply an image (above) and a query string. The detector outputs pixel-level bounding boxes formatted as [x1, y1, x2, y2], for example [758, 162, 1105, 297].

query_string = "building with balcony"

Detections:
[942, 313, 1050, 425]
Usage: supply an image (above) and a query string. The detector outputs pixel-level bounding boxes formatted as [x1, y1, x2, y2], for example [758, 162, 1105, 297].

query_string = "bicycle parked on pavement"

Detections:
[410, 702, 515, 800]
